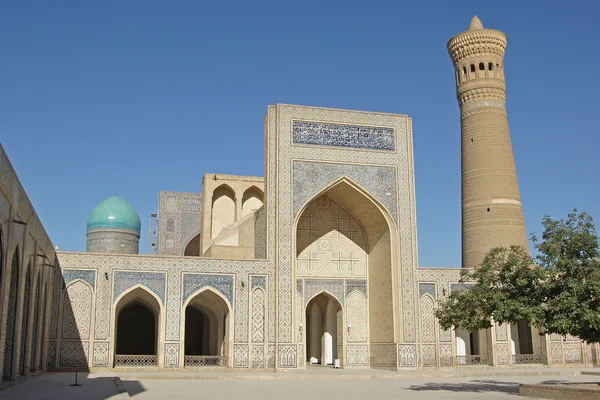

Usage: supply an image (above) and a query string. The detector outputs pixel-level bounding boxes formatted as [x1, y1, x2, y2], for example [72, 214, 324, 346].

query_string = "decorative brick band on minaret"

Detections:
[448, 16, 528, 269]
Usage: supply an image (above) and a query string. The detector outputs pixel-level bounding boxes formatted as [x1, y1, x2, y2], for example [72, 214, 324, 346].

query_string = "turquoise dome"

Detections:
[86, 195, 141, 234]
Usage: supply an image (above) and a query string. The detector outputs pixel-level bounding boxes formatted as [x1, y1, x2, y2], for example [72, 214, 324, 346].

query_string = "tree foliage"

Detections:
[436, 210, 600, 343]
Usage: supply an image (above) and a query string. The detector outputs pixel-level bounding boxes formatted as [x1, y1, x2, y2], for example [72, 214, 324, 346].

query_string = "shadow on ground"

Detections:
[408, 379, 521, 395]
[0, 372, 146, 399]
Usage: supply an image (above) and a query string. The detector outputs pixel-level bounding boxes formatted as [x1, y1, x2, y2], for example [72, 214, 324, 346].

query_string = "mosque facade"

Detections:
[0, 17, 596, 384]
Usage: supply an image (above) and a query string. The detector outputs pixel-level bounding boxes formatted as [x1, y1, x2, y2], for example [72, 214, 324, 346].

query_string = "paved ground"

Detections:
[1, 368, 599, 399]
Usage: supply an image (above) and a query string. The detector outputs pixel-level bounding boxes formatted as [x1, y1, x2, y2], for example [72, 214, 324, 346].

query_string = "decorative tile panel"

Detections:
[346, 279, 367, 296]
[62, 269, 96, 288]
[278, 344, 297, 368]
[60, 341, 89, 366]
[251, 276, 267, 291]
[346, 345, 369, 366]
[497, 343, 509, 365]
[419, 283, 436, 299]
[398, 344, 418, 367]
[182, 273, 234, 305]
[292, 120, 395, 151]
[47, 341, 57, 368]
[113, 271, 166, 303]
[234, 344, 248, 368]
[93, 342, 109, 367]
[164, 343, 179, 368]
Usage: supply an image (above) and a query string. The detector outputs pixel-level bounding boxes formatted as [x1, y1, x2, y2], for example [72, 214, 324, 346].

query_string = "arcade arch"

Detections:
[305, 292, 342, 365]
[183, 288, 232, 367]
[241, 187, 264, 218]
[211, 184, 236, 240]
[113, 287, 161, 366]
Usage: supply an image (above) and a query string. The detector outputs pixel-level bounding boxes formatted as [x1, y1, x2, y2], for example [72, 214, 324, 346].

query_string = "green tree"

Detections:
[436, 210, 600, 343]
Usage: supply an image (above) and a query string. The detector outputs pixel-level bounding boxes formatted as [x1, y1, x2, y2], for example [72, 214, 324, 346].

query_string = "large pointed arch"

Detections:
[294, 177, 400, 368]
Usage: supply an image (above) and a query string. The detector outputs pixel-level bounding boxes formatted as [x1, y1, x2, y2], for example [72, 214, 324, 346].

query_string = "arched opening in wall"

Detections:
[30, 272, 41, 371]
[462, 66, 467, 80]
[114, 287, 160, 367]
[511, 320, 535, 364]
[18, 262, 31, 375]
[488, 62, 494, 71]
[305, 292, 342, 366]
[479, 62, 485, 71]
[183, 289, 231, 367]
[241, 187, 264, 218]
[3, 248, 19, 380]
[39, 281, 48, 369]
[183, 233, 201, 256]
[455, 329, 487, 365]
[211, 184, 236, 241]
[295, 179, 396, 368]
[470, 64, 476, 73]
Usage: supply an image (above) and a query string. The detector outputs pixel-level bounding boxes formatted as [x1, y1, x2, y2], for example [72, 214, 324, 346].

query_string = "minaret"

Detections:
[448, 16, 528, 269]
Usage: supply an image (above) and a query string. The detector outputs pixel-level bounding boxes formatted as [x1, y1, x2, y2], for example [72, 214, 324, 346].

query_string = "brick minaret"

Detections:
[448, 16, 528, 269]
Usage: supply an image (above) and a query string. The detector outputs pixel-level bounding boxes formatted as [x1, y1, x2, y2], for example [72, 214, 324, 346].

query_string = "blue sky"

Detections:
[1, 1, 598, 267]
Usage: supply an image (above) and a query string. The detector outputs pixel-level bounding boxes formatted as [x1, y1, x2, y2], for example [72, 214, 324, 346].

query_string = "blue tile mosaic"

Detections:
[304, 279, 344, 306]
[450, 283, 475, 293]
[419, 283, 436, 299]
[292, 121, 395, 151]
[183, 273, 234, 305]
[113, 271, 166, 303]
[346, 279, 367, 297]
[293, 161, 398, 223]
[251, 276, 266, 291]
[62, 269, 96, 288]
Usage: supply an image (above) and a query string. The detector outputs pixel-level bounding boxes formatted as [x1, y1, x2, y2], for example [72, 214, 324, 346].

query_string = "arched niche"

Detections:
[183, 233, 201, 257]
[113, 287, 161, 366]
[241, 186, 264, 218]
[183, 288, 232, 367]
[3, 247, 19, 380]
[295, 179, 398, 363]
[305, 291, 343, 366]
[211, 184, 236, 240]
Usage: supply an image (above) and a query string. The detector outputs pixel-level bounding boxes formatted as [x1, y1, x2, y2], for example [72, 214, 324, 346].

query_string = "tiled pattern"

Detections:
[62, 269, 96, 289]
[303, 279, 344, 306]
[56, 252, 272, 368]
[398, 344, 418, 367]
[419, 283, 436, 299]
[292, 120, 395, 151]
[271, 105, 418, 349]
[61, 280, 92, 339]
[93, 342, 109, 367]
[251, 275, 266, 291]
[346, 290, 367, 342]
[182, 273, 234, 305]
[293, 161, 398, 224]
[113, 271, 166, 303]
[346, 345, 369, 366]
[164, 343, 179, 368]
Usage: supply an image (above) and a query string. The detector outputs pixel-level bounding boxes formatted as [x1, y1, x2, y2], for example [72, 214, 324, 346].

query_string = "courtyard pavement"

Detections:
[1, 368, 599, 399]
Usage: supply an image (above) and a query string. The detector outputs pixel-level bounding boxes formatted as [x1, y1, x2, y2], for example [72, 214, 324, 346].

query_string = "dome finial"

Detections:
[469, 15, 484, 30]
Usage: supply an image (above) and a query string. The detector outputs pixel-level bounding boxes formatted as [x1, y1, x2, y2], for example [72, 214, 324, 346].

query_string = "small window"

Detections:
[470, 64, 476, 73]
[462, 66, 467, 76]
[479, 62, 485, 71]
[488, 62, 493, 70]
